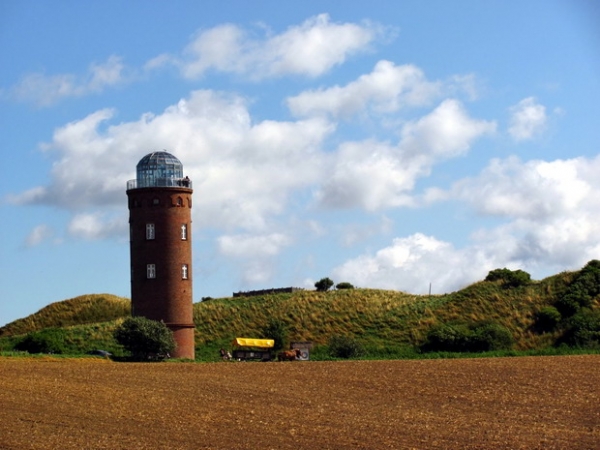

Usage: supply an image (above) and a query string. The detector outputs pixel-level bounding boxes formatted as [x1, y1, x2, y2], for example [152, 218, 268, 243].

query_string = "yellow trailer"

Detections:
[231, 337, 274, 361]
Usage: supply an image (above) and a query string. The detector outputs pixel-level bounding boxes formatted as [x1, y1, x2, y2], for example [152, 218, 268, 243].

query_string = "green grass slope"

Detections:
[0, 294, 130, 337]
[2, 263, 599, 358]
[192, 272, 577, 351]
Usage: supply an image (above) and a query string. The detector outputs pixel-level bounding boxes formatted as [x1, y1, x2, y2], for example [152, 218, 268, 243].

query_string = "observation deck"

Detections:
[126, 177, 192, 190]
[127, 150, 192, 191]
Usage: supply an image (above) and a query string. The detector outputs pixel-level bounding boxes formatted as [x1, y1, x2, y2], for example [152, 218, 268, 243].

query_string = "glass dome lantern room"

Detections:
[130, 151, 190, 189]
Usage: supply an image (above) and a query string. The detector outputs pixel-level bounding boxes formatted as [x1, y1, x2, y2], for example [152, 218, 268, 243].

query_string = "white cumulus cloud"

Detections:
[333, 233, 492, 294]
[68, 213, 126, 240]
[287, 61, 482, 120]
[450, 156, 594, 220]
[442, 154, 600, 272]
[335, 153, 600, 294]
[217, 233, 292, 259]
[315, 139, 418, 210]
[157, 14, 389, 80]
[10, 55, 127, 107]
[399, 99, 497, 160]
[8, 90, 333, 236]
[316, 99, 496, 210]
[217, 232, 293, 285]
[508, 97, 547, 141]
[287, 60, 441, 118]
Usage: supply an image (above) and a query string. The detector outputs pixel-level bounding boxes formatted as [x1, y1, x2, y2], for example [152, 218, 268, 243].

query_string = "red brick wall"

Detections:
[127, 186, 195, 359]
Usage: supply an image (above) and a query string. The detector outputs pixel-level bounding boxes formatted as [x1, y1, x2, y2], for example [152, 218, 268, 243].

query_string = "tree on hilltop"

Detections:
[485, 268, 531, 288]
[315, 277, 334, 292]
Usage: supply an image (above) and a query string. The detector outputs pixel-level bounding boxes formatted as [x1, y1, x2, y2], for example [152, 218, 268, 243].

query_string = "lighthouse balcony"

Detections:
[127, 178, 192, 190]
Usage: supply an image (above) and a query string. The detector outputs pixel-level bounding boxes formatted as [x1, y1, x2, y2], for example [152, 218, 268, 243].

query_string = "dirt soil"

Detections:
[0, 355, 599, 449]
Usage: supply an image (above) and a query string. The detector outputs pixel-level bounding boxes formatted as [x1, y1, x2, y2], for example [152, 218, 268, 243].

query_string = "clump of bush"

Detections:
[315, 277, 334, 292]
[15, 328, 67, 354]
[559, 309, 600, 348]
[535, 306, 562, 333]
[422, 321, 514, 353]
[469, 322, 515, 352]
[485, 268, 531, 288]
[554, 295, 582, 317]
[554, 260, 600, 318]
[422, 323, 471, 352]
[328, 335, 365, 359]
[114, 317, 176, 361]
[335, 282, 354, 290]
[261, 318, 288, 352]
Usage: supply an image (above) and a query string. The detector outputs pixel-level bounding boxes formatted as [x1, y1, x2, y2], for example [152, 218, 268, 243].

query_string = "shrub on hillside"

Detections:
[574, 260, 600, 295]
[15, 328, 67, 354]
[422, 321, 513, 353]
[555, 260, 600, 318]
[335, 282, 354, 290]
[261, 318, 288, 352]
[554, 295, 582, 317]
[328, 335, 365, 359]
[485, 268, 531, 288]
[469, 322, 514, 351]
[315, 277, 334, 292]
[560, 309, 600, 348]
[422, 323, 471, 352]
[114, 317, 176, 360]
[535, 306, 562, 333]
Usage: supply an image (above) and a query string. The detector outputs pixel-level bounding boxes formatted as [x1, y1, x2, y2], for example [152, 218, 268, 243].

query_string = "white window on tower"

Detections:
[147, 264, 156, 279]
[146, 223, 155, 240]
[181, 224, 187, 240]
[182, 264, 188, 280]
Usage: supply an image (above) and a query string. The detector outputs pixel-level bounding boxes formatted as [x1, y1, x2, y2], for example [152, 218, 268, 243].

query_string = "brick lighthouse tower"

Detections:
[126, 151, 195, 359]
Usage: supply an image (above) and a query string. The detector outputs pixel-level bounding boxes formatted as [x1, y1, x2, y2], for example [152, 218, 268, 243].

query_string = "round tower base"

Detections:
[168, 324, 195, 360]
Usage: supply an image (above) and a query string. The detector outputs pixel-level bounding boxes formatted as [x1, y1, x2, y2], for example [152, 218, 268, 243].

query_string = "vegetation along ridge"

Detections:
[1, 261, 600, 361]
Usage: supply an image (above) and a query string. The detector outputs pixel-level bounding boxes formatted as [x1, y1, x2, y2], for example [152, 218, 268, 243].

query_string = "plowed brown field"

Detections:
[1, 355, 599, 449]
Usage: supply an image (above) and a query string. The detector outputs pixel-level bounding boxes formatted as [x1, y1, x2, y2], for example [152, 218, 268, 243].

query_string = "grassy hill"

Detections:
[1, 262, 599, 359]
[192, 272, 575, 352]
[0, 294, 130, 337]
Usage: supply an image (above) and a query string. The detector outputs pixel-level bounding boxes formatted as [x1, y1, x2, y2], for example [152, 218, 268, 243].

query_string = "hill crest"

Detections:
[0, 294, 130, 337]
[2, 263, 600, 355]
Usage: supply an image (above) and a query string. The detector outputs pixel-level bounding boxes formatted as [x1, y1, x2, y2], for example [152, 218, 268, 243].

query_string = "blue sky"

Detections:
[1, 1, 600, 326]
